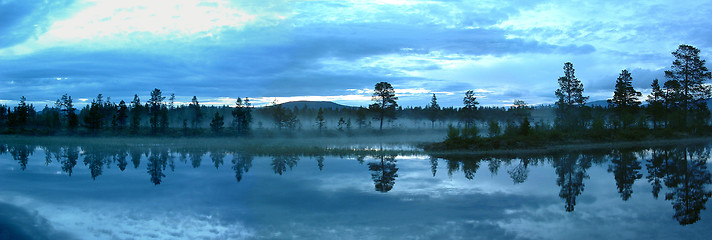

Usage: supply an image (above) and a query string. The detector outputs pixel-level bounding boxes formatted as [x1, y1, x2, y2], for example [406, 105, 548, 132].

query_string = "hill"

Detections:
[274, 101, 356, 110]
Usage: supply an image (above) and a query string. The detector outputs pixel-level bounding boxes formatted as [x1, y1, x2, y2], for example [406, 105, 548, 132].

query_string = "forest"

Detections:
[0, 44, 710, 148]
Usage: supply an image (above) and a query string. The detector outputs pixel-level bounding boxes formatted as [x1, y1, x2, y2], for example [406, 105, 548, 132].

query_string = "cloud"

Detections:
[0, 202, 77, 240]
[0, 0, 75, 48]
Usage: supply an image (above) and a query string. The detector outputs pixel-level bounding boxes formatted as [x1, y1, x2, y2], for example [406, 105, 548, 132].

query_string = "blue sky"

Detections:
[0, 0, 711, 107]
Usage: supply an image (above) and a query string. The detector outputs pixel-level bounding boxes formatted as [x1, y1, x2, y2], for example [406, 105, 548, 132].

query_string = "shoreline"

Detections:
[423, 137, 712, 156]
[1, 134, 710, 157]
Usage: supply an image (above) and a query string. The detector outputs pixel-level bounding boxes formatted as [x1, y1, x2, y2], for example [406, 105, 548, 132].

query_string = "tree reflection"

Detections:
[232, 153, 253, 182]
[83, 147, 106, 180]
[210, 151, 226, 169]
[608, 149, 642, 201]
[663, 147, 712, 225]
[115, 149, 129, 171]
[646, 148, 668, 199]
[147, 149, 169, 185]
[316, 156, 324, 171]
[552, 153, 591, 212]
[10, 145, 32, 171]
[130, 148, 142, 169]
[61, 147, 79, 176]
[368, 153, 398, 192]
[462, 159, 480, 180]
[189, 150, 203, 168]
[488, 158, 501, 176]
[430, 156, 438, 177]
[507, 158, 530, 184]
[271, 155, 298, 175]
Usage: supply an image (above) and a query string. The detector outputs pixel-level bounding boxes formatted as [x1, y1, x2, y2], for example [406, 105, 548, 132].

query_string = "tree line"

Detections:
[436, 44, 712, 150]
[0, 44, 710, 138]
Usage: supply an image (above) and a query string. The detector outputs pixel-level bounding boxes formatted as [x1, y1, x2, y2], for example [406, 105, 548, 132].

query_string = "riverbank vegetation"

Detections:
[428, 44, 712, 151]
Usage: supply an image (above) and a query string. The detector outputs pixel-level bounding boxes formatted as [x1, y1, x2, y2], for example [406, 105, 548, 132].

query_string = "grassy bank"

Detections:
[0, 133, 440, 156]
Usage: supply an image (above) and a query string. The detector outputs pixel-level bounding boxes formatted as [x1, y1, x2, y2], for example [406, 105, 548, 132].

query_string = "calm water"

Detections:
[0, 141, 710, 240]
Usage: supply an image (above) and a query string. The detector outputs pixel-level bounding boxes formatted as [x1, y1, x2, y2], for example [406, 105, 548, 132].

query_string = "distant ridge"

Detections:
[273, 101, 356, 110]
[585, 100, 609, 107]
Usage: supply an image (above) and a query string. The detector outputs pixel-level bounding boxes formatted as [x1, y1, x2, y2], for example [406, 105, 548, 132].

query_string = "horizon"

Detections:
[1, 0, 711, 108]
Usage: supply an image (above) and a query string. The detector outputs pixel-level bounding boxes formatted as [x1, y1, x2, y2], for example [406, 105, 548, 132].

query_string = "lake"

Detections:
[0, 139, 710, 239]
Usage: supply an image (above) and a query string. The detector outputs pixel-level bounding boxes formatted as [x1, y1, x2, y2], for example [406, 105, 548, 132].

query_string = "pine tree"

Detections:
[369, 82, 398, 131]
[130, 94, 142, 133]
[555, 62, 588, 106]
[608, 69, 641, 128]
[315, 108, 326, 131]
[646, 79, 665, 129]
[148, 88, 165, 133]
[210, 112, 224, 133]
[190, 96, 202, 129]
[462, 90, 479, 127]
[554, 62, 588, 129]
[664, 44, 712, 128]
[426, 93, 440, 129]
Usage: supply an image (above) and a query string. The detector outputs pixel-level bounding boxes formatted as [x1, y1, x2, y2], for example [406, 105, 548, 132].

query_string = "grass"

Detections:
[0, 133, 438, 156]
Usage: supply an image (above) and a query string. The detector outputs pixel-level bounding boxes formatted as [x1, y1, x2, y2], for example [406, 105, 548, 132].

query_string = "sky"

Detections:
[0, 0, 711, 108]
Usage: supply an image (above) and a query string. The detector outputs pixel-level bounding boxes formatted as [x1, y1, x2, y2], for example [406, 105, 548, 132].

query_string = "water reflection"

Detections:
[662, 147, 712, 225]
[231, 153, 253, 182]
[608, 149, 643, 201]
[1, 141, 711, 225]
[368, 152, 398, 192]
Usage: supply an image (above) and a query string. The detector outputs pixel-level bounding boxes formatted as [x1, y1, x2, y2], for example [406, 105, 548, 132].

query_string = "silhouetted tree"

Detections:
[646, 79, 665, 129]
[608, 70, 641, 128]
[56, 94, 78, 130]
[369, 82, 398, 131]
[190, 96, 202, 130]
[112, 100, 128, 130]
[168, 93, 175, 110]
[84, 96, 103, 132]
[461, 90, 479, 127]
[488, 118, 501, 137]
[231, 97, 252, 135]
[130, 94, 142, 133]
[426, 93, 440, 128]
[271, 104, 298, 130]
[210, 112, 224, 134]
[665, 44, 712, 128]
[555, 62, 588, 129]
[9, 97, 33, 130]
[148, 88, 166, 133]
[337, 117, 346, 132]
[315, 108, 326, 131]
